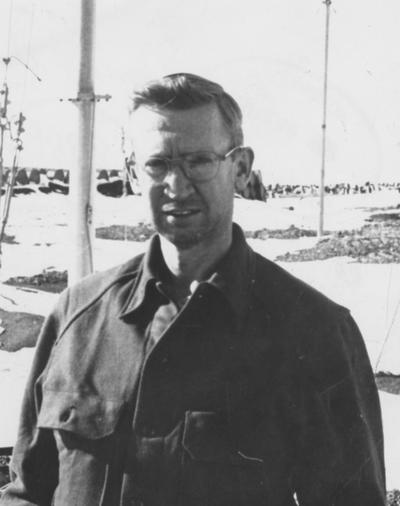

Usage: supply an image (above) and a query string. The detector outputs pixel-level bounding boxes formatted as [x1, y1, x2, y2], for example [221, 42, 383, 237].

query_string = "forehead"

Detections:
[128, 103, 231, 154]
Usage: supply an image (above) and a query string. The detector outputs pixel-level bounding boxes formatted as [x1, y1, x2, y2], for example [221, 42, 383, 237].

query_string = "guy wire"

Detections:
[19, 0, 37, 111]
[375, 289, 400, 372]
[6, 0, 14, 58]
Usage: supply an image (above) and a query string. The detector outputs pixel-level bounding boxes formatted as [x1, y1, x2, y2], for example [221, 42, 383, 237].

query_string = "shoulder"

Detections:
[251, 252, 369, 390]
[52, 252, 145, 322]
[251, 251, 349, 323]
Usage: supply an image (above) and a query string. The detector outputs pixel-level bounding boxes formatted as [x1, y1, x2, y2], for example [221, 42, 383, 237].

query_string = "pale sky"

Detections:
[1, 0, 400, 184]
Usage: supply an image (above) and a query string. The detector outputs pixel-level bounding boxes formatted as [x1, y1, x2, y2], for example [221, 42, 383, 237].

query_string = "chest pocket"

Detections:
[37, 389, 123, 440]
[36, 388, 127, 468]
[181, 411, 268, 506]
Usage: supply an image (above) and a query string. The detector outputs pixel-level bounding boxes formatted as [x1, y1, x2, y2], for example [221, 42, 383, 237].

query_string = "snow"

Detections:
[380, 391, 400, 490]
[0, 348, 35, 448]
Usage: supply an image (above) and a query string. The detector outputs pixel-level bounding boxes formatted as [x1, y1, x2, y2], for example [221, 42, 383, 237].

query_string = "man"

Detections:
[1, 73, 385, 505]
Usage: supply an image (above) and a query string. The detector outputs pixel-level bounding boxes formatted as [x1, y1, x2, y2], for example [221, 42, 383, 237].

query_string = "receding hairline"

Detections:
[129, 101, 227, 124]
[128, 73, 244, 146]
[128, 102, 234, 148]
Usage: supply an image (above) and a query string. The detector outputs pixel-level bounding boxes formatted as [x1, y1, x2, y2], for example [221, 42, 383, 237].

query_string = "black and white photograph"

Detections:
[0, 1, 399, 504]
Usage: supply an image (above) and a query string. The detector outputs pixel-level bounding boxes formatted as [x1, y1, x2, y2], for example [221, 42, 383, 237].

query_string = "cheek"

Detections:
[147, 184, 166, 211]
[139, 177, 159, 202]
[203, 177, 235, 212]
[218, 171, 235, 197]
[138, 180, 163, 218]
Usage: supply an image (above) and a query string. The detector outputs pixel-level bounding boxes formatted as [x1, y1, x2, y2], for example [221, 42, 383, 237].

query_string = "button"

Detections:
[59, 407, 73, 423]
[161, 356, 168, 364]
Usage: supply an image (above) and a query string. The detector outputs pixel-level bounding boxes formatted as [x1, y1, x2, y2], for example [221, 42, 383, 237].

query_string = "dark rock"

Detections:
[97, 179, 123, 197]
[5, 270, 67, 294]
[29, 168, 40, 184]
[54, 169, 66, 182]
[96, 223, 154, 241]
[15, 169, 29, 185]
[0, 309, 44, 351]
[48, 181, 69, 195]
[97, 169, 109, 181]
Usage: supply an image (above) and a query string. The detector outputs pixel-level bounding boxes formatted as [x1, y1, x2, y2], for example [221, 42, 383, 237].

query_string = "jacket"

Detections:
[0, 225, 386, 506]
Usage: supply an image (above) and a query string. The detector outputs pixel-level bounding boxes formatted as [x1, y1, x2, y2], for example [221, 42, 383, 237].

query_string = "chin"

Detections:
[156, 221, 212, 250]
[156, 217, 229, 251]
[162, 230, 205, 250]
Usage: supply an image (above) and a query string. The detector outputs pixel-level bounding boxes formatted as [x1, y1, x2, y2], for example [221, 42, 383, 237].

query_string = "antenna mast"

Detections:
[66, 0, 111, 284]
[69, 0, 96, 284]
[318, 0, 332, 237]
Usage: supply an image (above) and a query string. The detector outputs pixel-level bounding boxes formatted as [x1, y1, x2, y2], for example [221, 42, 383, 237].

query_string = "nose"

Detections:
[163, 164, 194, 199]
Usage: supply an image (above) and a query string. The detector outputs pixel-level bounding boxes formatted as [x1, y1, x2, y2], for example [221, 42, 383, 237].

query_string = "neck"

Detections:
[159, 229, 232, 297]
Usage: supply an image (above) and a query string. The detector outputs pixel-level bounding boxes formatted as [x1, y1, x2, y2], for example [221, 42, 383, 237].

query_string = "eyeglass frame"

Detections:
[133, 145, 244, 183]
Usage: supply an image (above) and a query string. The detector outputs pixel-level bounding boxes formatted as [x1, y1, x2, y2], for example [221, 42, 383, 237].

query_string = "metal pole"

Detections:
[0, 114, 24, 244]
[0, 83, 7, 210]
[318, 0, 331, 237]
[0, 58, 11, 225]
[69, 0, 96, 284]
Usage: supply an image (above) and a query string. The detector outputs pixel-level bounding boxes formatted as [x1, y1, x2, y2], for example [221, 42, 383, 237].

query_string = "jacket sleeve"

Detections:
[292, 310, 386, 506]
[0, 290, 69, 506]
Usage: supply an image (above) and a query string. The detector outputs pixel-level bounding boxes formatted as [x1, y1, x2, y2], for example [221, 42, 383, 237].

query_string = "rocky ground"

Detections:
[277, 207, 400, 263]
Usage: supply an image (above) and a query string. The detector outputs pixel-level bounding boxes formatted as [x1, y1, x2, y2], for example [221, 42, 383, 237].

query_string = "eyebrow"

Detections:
[145, 149, 214, 158]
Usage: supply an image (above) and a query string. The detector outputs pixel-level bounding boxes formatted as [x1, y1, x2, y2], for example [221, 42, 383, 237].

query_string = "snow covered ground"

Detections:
[0, 189, 399, 488]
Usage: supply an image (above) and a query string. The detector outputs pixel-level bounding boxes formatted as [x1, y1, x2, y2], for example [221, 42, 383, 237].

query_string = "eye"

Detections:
[185, 152, 215, 167]
[144, 158, 167, 174]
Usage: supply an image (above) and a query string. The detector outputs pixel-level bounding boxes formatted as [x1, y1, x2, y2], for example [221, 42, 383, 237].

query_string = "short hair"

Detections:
[129, 73, 243, 146]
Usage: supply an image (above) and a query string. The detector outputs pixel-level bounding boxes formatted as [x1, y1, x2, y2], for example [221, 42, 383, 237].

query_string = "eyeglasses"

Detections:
[135, 146, 242, 183]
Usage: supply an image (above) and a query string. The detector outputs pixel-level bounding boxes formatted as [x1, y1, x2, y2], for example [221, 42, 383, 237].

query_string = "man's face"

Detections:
[129, 103, 251, 250]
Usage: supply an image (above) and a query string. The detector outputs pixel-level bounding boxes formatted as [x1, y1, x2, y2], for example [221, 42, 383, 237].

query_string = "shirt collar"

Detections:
[119, 223, 254, 326]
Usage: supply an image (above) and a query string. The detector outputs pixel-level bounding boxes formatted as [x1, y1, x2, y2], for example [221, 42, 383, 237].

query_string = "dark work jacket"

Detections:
[0, 225, 386, 506]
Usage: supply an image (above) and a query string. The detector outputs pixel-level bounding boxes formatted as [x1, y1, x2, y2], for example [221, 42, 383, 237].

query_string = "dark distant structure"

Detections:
[237, 169, 267, 201]
[0, 167, 398, 200]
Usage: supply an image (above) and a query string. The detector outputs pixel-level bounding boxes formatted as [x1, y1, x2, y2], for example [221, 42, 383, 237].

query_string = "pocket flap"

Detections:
[37, 389, 123, 439]
[182, 411, 235, 463]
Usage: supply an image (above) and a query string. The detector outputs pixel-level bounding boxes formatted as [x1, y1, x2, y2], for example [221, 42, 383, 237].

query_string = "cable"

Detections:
[19, 0, 37, 109]
[25, 1, 35, 66]
[375, 286, 400, 372]
[385, 264, 393, 327]
[6, 0, 14, 58]
[9, 56, 41, 83]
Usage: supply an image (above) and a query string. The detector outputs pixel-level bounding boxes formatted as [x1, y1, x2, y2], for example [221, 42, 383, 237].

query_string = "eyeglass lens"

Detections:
[143, 152, 220, 182]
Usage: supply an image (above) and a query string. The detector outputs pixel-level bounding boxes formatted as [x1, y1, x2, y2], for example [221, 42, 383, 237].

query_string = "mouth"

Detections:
[161, 206, 202, 224]
[162, 204, 201, 218]
[165, 209, 198, 216]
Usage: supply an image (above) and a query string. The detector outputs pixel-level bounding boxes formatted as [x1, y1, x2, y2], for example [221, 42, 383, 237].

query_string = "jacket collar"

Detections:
[118, 234, 169, 318]
[205, 223, 254, 327]
[119, 223, 254, 327]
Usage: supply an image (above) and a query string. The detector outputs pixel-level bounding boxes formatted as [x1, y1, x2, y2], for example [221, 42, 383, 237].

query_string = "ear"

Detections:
[234, 147, 254, 192]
